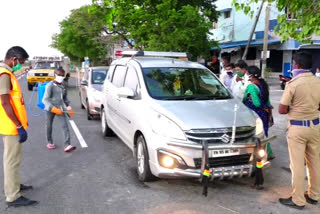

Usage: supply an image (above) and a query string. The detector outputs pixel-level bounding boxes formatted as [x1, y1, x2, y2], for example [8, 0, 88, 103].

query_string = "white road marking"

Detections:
[69, 120, 88, 148]
[270, 89, 284, 92]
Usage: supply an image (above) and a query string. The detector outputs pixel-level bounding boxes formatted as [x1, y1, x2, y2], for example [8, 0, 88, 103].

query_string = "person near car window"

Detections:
[42, 67, 76, 152]
[242, 66, 275, 160]
[219, 56, 230, 84]
[230, 60, 249, 100]
[223, 63, 235, 89]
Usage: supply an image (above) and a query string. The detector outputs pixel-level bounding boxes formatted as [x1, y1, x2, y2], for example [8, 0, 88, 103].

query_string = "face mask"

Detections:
[55, 76, 65, 83]
[227, 71, 233, 76]
[12, 59, 22, 72]
[316, 73, 320, 78]
[236, 71, 244, 78]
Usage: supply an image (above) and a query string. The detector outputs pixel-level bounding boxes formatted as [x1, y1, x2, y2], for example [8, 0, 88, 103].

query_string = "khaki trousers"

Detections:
[287, 124, 320, 206]
[2, 135, 22, 202]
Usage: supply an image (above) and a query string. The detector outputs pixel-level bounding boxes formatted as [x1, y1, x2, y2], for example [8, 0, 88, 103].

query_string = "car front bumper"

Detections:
[27, 76, 54, 84]
[148, 135, 274, 180]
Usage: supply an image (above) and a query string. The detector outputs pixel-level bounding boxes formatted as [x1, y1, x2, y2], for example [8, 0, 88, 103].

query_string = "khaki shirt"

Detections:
[0, 63, 13, 95]
[280, 72, 320, 120]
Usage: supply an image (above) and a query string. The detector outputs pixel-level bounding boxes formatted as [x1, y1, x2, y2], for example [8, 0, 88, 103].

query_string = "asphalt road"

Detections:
[0, 75, 319, 214]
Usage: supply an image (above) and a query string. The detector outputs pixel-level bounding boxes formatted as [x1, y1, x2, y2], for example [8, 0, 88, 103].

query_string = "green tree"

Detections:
[51, 6, 106, 64]
[90, 0, 219, 60]
[233, 0, 320, 42]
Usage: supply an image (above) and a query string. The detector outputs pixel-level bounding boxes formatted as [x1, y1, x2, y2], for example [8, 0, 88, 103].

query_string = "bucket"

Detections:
[37, 81, 50, 110]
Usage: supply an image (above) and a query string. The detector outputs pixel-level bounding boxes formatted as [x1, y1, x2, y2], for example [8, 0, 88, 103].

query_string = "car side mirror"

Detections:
[118, 87, 134, 98]
[80, 80, 88, 86]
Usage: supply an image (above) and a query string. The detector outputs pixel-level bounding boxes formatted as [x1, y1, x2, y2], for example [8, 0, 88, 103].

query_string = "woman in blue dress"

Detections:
[243, 66, 275, 160]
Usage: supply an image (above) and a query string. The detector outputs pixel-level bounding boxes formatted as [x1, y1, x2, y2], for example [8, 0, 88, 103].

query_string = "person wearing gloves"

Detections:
[0, 46, 38, 207]
[42, 67, 76, 152]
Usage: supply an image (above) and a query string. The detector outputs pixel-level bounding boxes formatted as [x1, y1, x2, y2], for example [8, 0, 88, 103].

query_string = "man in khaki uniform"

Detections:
[0, 46, 38, 207]
[279, 52, 320, 210]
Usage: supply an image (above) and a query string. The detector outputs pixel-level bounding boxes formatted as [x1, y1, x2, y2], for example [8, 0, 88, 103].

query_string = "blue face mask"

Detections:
[227, 71, 233, 76]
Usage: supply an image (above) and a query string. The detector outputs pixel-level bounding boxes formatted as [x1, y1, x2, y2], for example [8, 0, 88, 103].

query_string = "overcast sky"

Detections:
[0, 0, 92, 59]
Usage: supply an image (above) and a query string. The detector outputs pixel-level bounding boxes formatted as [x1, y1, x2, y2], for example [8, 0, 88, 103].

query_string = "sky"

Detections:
[0, 0, 92, 59]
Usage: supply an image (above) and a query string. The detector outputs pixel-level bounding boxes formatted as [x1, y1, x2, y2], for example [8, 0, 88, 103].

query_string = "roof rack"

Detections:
[121, 51, 188, 58]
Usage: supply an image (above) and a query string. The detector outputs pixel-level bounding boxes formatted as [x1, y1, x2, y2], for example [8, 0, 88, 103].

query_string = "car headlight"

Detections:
[255, 118, 264, 136]
[27, 71, 35, 77]
[48, 72, 55, 77]
[151, 111, 186, 141]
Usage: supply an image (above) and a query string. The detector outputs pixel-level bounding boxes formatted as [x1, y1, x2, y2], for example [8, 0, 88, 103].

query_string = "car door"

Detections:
[80, 70, 90, 107]
[106, 65, 127, 133]
[117, 64, 141, 147]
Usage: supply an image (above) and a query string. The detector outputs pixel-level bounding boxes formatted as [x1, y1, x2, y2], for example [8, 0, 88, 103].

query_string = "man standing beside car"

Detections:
[0, 46, 38, 207]
[278, 52, 320, 210]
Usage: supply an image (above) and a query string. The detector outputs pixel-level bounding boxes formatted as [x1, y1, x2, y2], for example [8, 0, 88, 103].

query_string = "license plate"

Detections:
[209, 149, 240, 157]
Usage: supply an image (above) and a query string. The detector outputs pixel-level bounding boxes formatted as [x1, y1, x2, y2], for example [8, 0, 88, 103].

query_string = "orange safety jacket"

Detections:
[0, 67, 28, 135]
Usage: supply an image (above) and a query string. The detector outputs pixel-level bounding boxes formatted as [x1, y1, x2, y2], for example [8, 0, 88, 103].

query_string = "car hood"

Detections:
[152, 99, 256, 130]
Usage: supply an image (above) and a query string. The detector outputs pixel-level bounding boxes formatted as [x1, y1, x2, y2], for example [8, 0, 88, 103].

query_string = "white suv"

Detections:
[100, 51, 270, 182]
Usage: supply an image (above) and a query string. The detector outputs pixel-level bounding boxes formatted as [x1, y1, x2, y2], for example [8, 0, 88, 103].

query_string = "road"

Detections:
[0, 74, 319, 214]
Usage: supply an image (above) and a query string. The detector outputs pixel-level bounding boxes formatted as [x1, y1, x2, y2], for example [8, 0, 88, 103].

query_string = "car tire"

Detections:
[28, 83, 33, 91]
[86, 100, 93, 120]
[101, 108, 114, 137]
[136, 135, 156, 182]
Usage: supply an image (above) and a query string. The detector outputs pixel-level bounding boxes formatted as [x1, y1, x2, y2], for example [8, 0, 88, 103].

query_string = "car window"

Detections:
[92, 69, 107, 84]
[124, 66, 139, 93]
[112, 65, 127, 88]
[142, 67, 231, 100]
[34, 61, 60, 69]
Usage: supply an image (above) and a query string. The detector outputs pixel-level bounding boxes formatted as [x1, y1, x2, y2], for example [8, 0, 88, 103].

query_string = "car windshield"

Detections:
[143, 67, 232, 100]
[92, 69, 107, 84]
[34, 61, 60, 69]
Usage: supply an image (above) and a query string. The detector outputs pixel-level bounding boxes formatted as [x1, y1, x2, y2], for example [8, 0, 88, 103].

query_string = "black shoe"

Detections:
[267, 156, 275, 161]
[279, 197, 304, 210]
[20, 184, 33, 192]
[7, 196, 38, 207]
[305, 192, 318, 205]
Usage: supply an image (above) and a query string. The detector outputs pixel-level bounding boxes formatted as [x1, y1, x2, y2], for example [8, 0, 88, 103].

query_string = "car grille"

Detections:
[185, 126, 255, 144]
[193, 154, 251, 169]
[35, 73, 48, 76]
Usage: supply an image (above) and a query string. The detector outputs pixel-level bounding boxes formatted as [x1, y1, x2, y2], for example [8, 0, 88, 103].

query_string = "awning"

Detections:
[212, 40, 281, 50]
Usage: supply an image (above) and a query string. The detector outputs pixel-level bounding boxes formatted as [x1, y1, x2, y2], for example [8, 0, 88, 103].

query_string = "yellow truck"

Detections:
[26, 60, 60, 90]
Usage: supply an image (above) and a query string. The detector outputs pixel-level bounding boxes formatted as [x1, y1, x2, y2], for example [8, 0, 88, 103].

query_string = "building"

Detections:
[211, 0, 320, 76]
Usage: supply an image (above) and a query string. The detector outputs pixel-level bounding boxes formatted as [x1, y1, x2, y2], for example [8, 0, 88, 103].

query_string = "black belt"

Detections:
[290, 118, 320, 127]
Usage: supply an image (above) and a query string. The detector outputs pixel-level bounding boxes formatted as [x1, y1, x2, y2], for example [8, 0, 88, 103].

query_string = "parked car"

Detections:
[100, 51, 271, 182]
[80, 66, 108, 120]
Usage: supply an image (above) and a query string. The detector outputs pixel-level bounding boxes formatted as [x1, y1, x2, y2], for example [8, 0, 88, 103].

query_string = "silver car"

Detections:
[100, 51, 272, 182]
[80, 66, 108, 120]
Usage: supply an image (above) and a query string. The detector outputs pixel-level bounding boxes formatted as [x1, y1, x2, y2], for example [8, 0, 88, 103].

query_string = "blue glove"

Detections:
[17, 126, 28, 143]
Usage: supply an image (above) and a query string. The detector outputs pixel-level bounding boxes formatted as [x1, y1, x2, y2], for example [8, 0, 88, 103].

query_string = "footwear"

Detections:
[20, 184, 33, 192]
[64, 145, 76, 152]
[305, 192, 318, 205]
[279, 197, 304, 210]
[46, 143, 56, 149]
[267, 156, 275, 161]
[7, 196, 38, 207]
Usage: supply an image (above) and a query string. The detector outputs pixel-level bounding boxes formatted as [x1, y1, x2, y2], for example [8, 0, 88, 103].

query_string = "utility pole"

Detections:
[242, 0, 265, 60]
[261, 2, 271, 79]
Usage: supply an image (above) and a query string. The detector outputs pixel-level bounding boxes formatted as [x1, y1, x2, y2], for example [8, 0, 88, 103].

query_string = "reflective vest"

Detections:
[0, 67, 28, 135]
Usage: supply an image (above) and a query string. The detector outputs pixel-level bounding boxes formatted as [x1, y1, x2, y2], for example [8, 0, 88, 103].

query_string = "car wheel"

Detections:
[86, 100, 93, 120]
[136, 135, 155, 182]
[28, 83, 33, 91]
[101, 108, 114, 137]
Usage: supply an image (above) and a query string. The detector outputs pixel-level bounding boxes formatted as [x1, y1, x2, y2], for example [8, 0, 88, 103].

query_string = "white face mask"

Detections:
[55, 76, 65, 83]
[316, 73, 320, 78]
